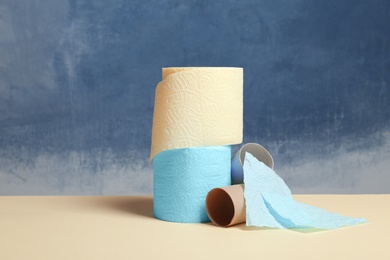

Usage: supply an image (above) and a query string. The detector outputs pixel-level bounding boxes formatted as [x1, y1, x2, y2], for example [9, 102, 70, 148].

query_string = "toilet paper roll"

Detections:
[231, 143, 274, 184]
[150, 67, 243, 160]
[153, 146, 231, 223]
[206, 184, 245, 227]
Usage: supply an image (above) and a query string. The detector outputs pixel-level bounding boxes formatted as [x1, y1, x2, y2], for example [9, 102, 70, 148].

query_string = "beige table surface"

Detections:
[0, 195, 388, 260]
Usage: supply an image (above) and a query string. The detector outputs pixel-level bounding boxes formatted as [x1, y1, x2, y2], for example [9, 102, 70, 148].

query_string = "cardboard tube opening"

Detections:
[206, 188, 235, 227]
[239, 143, 274, 169]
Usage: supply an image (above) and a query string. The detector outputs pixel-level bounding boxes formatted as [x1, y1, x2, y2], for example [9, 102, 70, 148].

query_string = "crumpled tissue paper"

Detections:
[244, 152, 367, 229]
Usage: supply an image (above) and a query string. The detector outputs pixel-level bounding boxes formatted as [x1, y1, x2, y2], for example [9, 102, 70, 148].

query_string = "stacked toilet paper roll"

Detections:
[151, 67, 243, 223]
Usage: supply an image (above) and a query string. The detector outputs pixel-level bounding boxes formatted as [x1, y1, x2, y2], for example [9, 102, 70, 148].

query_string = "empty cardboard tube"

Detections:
[231, 143, 274, 184]
[206, 184, 245, 227]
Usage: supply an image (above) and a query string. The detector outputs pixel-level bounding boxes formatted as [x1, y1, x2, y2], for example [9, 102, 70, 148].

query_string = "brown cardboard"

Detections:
[206, 184, 245, 227]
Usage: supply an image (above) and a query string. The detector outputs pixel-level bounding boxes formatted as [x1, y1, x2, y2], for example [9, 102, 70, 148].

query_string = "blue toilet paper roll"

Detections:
[153, 146, 231, 223]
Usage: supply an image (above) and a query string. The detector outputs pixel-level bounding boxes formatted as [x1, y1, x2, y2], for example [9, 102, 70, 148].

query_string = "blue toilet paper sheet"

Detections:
[243, 152, 367, 229]
[153, 146, 231, 223]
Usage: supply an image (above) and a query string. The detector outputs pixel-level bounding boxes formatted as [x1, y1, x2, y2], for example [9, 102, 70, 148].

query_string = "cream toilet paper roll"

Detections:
[150, 67, 243, 159]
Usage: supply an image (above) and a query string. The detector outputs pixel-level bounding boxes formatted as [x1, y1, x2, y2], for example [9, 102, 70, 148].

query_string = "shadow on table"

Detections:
[238, 225, 327, 233]
[89, 196, 154, 219]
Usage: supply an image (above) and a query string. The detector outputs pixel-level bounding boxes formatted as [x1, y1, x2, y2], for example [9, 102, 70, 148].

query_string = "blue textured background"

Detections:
[0, 0, 389, 195]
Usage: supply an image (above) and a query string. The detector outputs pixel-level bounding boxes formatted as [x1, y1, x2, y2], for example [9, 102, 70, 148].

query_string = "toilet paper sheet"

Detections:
[150, 67, 243, 160]
[244, 153, 367, 229]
